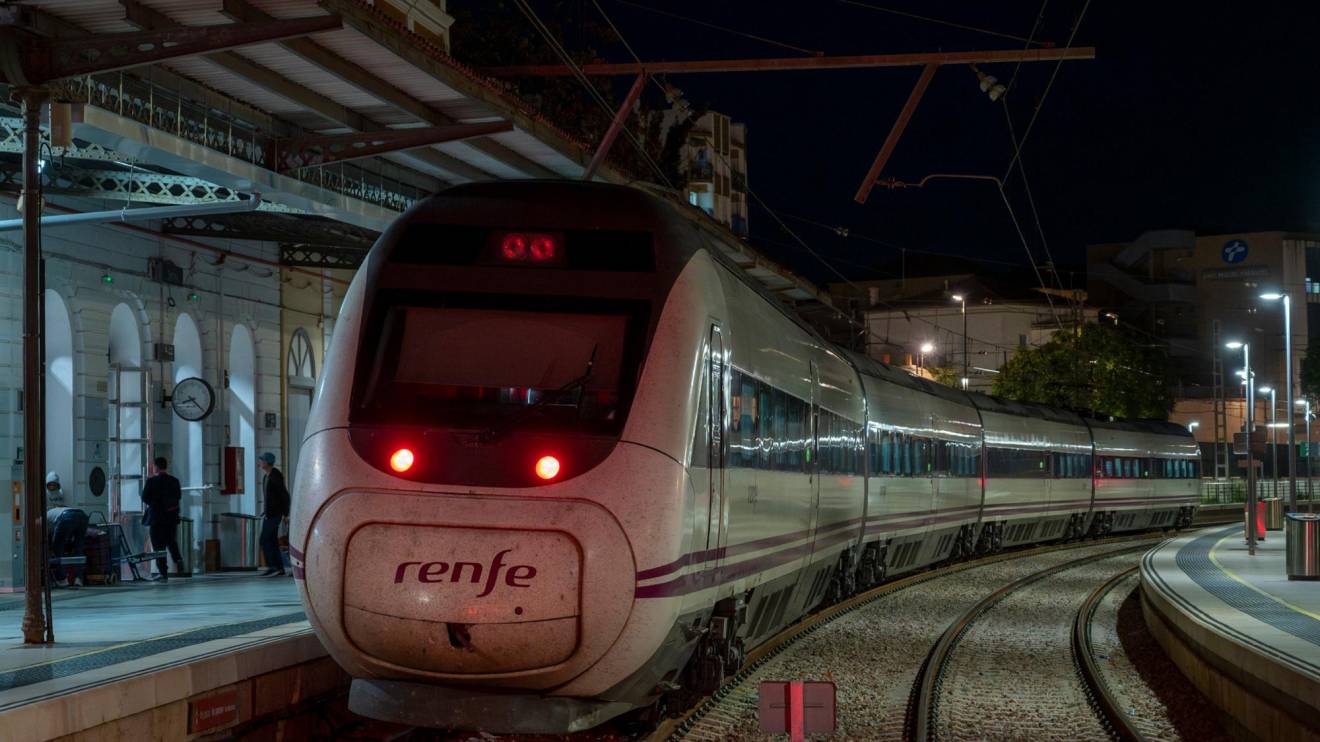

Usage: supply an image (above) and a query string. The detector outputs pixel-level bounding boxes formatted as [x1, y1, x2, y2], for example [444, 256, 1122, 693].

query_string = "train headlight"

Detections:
[534, 455, 561, 480]
[389, 448, 416, 473]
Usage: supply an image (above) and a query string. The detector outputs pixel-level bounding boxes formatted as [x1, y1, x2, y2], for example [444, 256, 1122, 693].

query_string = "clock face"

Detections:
[171, 376, 215, 421]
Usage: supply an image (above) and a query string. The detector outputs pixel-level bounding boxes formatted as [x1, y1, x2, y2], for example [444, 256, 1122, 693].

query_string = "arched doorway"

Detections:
[172, 314, 204, 559]
[44, 290, 74, 502]
[108, 303, 145, 519]
[228, 325, 256, 514]
[286, 328, 316, 490]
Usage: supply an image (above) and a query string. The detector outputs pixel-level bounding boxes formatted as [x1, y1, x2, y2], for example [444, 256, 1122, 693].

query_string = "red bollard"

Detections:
[1245, 501, 1267, 541]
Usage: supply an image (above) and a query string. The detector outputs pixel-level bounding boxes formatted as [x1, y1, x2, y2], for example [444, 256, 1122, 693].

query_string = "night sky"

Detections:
[553, 1, 1320, 284]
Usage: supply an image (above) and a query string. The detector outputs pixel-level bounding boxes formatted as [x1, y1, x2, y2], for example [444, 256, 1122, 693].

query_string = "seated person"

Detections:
[45, 472, 89, 587]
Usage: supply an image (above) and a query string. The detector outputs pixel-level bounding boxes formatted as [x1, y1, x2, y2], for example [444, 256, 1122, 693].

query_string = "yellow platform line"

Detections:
[1209, 534, 1320, 622]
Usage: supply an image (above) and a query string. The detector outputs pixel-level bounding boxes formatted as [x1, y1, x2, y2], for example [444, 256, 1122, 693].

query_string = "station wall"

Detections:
[0, 196, 348, 578]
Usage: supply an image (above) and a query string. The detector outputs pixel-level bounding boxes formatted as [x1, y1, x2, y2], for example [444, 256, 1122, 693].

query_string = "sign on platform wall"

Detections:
[1222, 239, 1250, 264]
[190, 688, 240, 733]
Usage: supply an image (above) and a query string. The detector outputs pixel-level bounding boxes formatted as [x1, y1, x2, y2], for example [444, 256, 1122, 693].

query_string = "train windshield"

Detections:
[353, 296, 647, 435]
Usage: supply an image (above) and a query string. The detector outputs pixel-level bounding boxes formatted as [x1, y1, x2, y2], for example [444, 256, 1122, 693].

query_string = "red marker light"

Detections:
[529, 235, 557, 261]
[499, 232, 560, 263]
[501, 233, 528, 260]
[389, 448, 415, 473]
[534, 455, 561, 480]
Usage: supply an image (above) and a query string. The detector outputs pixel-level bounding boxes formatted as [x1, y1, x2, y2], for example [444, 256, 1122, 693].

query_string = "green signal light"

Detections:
[100, 274, 113, 284]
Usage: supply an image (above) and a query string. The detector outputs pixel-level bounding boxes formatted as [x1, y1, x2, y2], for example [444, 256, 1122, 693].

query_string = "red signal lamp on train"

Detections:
[534, 455, 561, 480]
[499, 232, 559, 263]
[389, 448, 415, 473]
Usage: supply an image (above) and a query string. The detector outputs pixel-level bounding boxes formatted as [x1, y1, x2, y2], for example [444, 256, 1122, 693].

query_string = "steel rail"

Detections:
[904, 544, 1150, 741]
[1073, 565, 1150, 742]
[652, 532, 1172, 742]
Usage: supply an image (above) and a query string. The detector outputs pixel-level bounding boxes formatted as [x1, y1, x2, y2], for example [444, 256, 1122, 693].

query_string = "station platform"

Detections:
[0, 574, 342, 740]
[1141, 524, 1320, 741]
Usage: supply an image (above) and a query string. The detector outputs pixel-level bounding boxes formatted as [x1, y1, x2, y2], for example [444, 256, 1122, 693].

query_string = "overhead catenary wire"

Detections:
[609, 0, 822, 56]
[836, 0, 1046, 46]
[512, 0, 674, 188]
[1002, 0, 1093, 179]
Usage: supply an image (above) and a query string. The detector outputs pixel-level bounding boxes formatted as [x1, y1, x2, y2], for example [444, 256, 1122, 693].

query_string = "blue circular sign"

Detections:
[1222, 239, 1249, 264]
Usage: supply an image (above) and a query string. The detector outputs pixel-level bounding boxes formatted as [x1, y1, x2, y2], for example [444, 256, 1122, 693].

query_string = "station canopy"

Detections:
[0, 0, 838, 316]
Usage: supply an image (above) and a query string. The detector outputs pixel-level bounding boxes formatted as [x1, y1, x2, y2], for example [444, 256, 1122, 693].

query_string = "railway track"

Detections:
[652, 532, 1173, 742]
[1073, 565, 1148, 742]
[904, 545, 1147, 741]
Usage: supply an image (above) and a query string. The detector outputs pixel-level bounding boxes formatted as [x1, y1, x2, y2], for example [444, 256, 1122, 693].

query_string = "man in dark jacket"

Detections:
[258, 452, 289, 576]
[141, 456, 183, 581]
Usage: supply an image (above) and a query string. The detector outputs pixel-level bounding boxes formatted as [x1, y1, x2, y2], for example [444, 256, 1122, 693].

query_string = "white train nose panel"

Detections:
[343, 525, 582, 673]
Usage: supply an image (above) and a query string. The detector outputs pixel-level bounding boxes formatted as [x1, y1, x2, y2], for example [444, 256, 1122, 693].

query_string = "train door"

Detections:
[705, 325, 727, 571]
[805, 362, 822, 554]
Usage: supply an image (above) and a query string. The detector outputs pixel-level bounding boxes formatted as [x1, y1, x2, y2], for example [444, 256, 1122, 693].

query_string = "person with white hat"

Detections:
[45, 472, 88, 587]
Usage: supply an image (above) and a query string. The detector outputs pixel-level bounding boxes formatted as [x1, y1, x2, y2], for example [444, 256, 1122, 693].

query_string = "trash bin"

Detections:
[219, 513, 261, 570]
[1285, 513, 1320, 581]
[175, 518, 194, 576]
[1264, 498, 1285, 530]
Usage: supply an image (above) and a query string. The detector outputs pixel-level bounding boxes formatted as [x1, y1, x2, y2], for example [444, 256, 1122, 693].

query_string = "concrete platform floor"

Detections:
[0, 572, 304, 708]
[1141, 524, 1320, 739]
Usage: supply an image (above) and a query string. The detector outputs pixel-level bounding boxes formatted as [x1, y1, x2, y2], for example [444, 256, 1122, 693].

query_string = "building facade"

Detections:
[832, 274, 1093, 392]
[0, 197, 349, 585]
[1089, 230, 1320, 472]
[663, 109, 749, 236]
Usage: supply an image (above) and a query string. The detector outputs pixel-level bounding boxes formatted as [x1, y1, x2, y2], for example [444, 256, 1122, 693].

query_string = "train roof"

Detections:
[397, 182, 1188, 440]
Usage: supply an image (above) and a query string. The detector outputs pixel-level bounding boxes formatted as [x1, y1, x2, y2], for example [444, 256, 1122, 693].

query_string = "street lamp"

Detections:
[1227, 340, 1257, 555]
[1260, 291, 1297, 510]
[1300, 399, 1314, 508]
[952, 294, 968, 389]
[919, 342, 934, 370]
[1188, 420, 1201, 433]
[1260, 385, 1277, 487]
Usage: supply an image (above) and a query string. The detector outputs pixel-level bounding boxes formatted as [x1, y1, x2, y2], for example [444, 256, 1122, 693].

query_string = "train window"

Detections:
[352, 299, 646, 433]
[757, 382, 774, 470]
[689, 363, 709, 468]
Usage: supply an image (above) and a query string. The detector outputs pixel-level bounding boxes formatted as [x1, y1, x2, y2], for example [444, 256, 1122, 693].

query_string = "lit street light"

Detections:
[952, 294, 968, 390]
[1260, 291, 1297, 510]
[1260, 385, 1277, 486]
[919, 341, 934, 370]
[1188, 420, 1200, 433]
[1226, 340, 1257, 555]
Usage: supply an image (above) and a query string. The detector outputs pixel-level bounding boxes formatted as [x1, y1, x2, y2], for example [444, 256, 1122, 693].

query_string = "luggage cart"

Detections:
[90, 512, 165, 583]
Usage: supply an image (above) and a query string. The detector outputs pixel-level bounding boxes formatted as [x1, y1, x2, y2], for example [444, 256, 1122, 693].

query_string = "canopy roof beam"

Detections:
[484, 47, 1097, 77]
[0, 5, 341, 85]
[222, 0, 556, 179]
[117, 0, 489, 183]
[278, 122, 514, 171]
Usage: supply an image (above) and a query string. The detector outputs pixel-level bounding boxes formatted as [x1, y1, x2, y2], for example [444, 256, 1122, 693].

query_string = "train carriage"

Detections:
[291, 180, 1199, 734]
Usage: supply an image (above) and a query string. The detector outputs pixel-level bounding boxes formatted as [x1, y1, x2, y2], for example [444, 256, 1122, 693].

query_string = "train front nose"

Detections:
[300, 475, 635, 688]
[343, 523, 583, 673]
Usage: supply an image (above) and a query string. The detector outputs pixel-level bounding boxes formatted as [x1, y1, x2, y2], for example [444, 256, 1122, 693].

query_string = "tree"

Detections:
[929, 366, 962, 389]
[450, 1, 674, 182]
[992, 322, 1171, 419]
[1301, 341, 1320, 403]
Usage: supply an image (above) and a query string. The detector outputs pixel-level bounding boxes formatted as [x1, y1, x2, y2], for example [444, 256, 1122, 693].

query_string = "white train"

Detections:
[290, 181, 1200, 733]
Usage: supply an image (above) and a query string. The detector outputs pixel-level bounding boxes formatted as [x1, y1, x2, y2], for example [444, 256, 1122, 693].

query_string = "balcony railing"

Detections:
[58, 72, 427, 213]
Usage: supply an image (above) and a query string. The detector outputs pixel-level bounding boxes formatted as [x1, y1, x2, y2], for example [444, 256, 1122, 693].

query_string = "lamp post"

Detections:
[1227, 340, 1256, 555]
[1261, 385, 1277, 488]
[919, 341, 934, 371]
[952, 294, 968, 389]
[1261, 291, 1297, 510]
[1307, 399, 1315, 509]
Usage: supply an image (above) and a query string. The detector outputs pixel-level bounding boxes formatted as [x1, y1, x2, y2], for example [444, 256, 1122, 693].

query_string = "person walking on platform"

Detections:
[141, 457, 184, 581]
[45, 472, 89, 587]
[258, 452, 290, 577]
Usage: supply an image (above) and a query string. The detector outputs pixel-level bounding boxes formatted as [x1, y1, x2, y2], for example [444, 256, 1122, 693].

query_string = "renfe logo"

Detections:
[394, 549, 537, 598]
